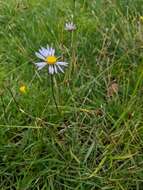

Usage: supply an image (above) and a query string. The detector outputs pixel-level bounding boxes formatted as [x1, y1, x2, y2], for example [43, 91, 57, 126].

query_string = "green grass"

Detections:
[0, 0, 143, 189]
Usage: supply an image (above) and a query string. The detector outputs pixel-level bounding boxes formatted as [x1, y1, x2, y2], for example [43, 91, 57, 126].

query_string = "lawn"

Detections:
[0, 0, 143, 189]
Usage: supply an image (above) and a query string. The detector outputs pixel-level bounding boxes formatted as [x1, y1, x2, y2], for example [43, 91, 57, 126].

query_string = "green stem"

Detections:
[7, 87, 20, 109]
[50, 75, 61, 115]
[7, 86, 44, 122]
[73, 0, 76, 11]
[0, 95, 8, 123]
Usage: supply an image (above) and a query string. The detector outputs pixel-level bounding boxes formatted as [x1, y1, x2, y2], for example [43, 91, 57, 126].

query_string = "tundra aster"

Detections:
[65, 22, 76, 31]
[35, 45, 68, 75]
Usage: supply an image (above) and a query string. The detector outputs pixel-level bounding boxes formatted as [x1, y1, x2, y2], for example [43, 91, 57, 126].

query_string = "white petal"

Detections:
[39, 47, 49, 57]
[51, 48, 55, 56]
[47, 45, 51, 52]
[48, 48, 52, 56]
[57, 64, 64, 73]
[34, 62, 47, 70]
[56, 62, 68, 66]
[47, 44, 50, 50]
[48, 66, 52, 74]
[35, 52, 45, 60]
[49, 65, 54, 74]
[54, 65, 58, 73]
[48, 47, 55, 56]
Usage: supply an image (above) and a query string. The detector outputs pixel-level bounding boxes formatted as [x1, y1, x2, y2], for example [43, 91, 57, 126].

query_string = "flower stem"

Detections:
[7, 86, 44, 122]
[50, 75, 61, 115]
[0, 94, 8, 123]
[7, 86, 20, 109]
[73, 0, 76, 11]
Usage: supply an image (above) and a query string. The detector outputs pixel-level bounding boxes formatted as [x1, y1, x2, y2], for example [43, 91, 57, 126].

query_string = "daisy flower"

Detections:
[34, 45, 68, 75]
[65, 22, 76, 31]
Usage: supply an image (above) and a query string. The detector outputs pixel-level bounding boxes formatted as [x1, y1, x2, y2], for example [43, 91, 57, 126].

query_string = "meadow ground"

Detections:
[0, 0, 143, 189]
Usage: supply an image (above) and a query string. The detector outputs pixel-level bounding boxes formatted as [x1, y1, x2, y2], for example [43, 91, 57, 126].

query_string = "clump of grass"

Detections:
[0, 0, 143, 189]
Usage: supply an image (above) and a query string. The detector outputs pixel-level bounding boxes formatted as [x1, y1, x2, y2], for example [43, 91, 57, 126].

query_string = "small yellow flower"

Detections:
[140, 16, 143, 22]
[19, 85, 27, 94]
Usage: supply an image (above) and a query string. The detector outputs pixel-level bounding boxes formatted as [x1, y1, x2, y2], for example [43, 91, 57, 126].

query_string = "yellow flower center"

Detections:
[19, 85, 26, 94]
[45, 56, 57, 64]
